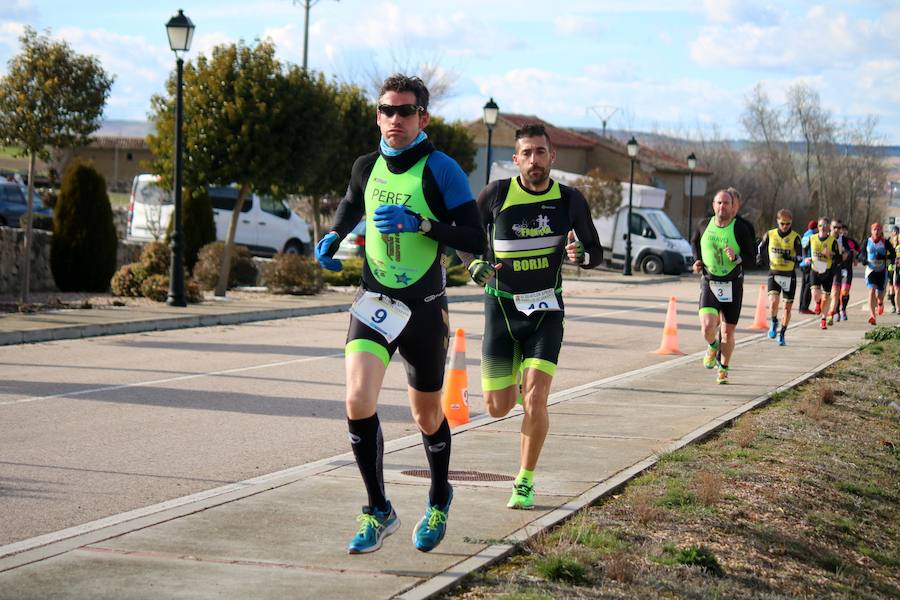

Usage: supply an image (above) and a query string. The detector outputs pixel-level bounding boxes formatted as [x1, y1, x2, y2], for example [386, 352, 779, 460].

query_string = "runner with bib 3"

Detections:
[691, 189, 757, 384]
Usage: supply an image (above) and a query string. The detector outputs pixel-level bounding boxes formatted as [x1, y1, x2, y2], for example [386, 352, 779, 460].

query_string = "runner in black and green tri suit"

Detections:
[691, 189, 757, 384]
[315, 75, 484, 554]
[459, 123, 602, 510]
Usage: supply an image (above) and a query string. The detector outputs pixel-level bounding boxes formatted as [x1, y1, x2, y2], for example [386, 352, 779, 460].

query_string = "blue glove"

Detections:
[315, 232, 342, 271]
[373, 204, 420, 234]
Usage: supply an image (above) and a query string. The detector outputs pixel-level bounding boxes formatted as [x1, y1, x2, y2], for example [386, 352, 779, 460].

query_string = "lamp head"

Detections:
[626, 136, 638, 158]
[166, 9, 195, 53]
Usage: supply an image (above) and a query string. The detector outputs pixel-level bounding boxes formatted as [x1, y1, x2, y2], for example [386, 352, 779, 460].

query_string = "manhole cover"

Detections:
[401, 469, 514, 482]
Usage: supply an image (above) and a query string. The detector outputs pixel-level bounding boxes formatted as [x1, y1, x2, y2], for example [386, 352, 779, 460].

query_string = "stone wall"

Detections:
[0, 226, 143, 295]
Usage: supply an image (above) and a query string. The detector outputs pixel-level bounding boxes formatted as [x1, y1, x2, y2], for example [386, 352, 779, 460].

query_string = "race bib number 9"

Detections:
[708, 280, 733, 303]
[513, 288, 561, 316]
[812, 259, 827, 274]
[350, 292, 412, 343]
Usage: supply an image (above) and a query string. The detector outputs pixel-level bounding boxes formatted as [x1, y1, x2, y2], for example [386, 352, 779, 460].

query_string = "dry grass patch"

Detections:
[733, 416, 756, 448]
[631, 488, 664, 525]
[692, 470, 723, 506]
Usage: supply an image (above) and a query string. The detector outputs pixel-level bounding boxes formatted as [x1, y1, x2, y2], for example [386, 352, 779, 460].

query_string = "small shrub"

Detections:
[692, 470, 723, 507]
[140, 274, 170, 302]
[864, 326, 900, 341]
[733, 417, 756, 448]
[322, 257, 363, 287]
[533, 554, 587, 583]
[658, 478, 697, 509]
[192, 242, 257, 290]
[50, 160, 118, 291]
[817, 384, 836, 405]
[798, 396, 824, 420]
[605, 551, 635, 583]
[262, 253, 324, 295]
[140, 240, 171, 277]
[185, 279, 204, 303]
[672, 545, 724, 576]
[632, 489, 664, 525]
[110, 262, 147, 297]
[164, 187, 216, 272]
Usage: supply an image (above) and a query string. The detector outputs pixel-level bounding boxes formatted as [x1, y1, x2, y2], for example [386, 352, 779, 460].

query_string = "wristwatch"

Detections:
[418, 217, 432, 234]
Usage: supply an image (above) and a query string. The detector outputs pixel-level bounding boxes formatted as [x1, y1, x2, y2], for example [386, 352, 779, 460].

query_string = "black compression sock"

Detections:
[421, 418, 452, 507]
[348, 414, 388, 512]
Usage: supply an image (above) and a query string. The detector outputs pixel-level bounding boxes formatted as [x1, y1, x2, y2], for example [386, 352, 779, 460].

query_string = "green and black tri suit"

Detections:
[475, 177, 602, 392]
[690, 216, 757, 325]
[329, 139, 484, 392]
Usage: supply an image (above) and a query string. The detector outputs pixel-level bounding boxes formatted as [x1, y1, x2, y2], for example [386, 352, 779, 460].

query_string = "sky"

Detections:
[2, 0, 899, 144]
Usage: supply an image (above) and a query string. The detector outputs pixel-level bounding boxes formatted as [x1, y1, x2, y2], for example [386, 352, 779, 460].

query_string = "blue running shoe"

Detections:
[412, 485, 453, 552]
[778, 332, 786, 346]
[768, 319, 777, 339]
[347, 502, 399, 554]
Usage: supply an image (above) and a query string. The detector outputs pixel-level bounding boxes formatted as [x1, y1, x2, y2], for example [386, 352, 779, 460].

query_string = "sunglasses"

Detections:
[778, 221, 791, 226]
[377, 104, 424, 118]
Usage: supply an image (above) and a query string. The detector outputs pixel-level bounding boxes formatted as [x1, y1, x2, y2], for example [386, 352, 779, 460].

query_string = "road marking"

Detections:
[0, 352, 344, 407]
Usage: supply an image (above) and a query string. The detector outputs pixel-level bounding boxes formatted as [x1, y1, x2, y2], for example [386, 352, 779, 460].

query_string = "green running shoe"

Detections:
[412, 485, 453, 552]
[703, 344, 718, 369]
[507, 480, 535, 510]
[347, 502, 399, 554]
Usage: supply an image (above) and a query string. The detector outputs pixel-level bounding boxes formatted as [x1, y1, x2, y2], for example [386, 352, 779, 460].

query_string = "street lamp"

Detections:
[687, 152, 697, 246]
[483, 97, 499, 185]
[165, 9, 194, 307]
[624, 136, 639, 276]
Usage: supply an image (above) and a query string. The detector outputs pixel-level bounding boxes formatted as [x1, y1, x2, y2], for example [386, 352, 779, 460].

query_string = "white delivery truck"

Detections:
[126, 174, 312, 257]
[489, 161, 692, 274]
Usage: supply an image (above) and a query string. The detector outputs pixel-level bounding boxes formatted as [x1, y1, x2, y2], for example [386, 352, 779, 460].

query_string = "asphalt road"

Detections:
[0, 274, 765, 547]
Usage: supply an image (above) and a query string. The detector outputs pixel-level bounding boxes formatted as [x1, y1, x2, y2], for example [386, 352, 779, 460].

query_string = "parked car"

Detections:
[126, 174, 312, 256]
[0, 181, 52, 227]
[334, 220, 366, 260]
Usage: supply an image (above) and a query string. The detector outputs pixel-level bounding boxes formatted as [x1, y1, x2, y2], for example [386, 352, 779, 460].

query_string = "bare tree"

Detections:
[574, 169, 622, 217]
[344, 45, 460, 107]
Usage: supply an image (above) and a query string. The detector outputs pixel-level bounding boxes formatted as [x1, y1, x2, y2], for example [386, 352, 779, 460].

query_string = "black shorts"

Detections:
[699, 275, 744, 325]
[833, 264, 853, 288]
[866, 270, 888, 292]
[892, 266, 900, 286]
[767, 271, 797, 301]
[481, 294, 564, 392]
[811, 270, 834, 294]
[345, 288, 449, 392]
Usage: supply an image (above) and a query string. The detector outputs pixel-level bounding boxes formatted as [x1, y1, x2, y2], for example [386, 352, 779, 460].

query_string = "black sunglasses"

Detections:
[377, 104, 424, 118]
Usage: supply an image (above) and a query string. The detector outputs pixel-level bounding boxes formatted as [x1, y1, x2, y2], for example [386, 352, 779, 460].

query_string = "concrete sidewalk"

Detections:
[0, 271, 679, 346]
[0, 299, 880, 599]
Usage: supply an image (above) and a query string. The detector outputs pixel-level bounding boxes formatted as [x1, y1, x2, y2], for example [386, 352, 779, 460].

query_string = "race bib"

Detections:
[708, 280, 733, 303]
[350, 292, 411, 343]
[812, 259, 827, 274]
[840, 269, 848, 279]
[513, 288, 561, 316]
[774, 275, 792, 292]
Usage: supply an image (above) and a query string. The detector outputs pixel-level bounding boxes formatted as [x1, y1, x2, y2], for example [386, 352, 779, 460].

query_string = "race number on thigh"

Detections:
[708, 280, 733, 303]
[513, 288, 561, 316]
[349, 292, 412, 343]
[774, 274, 792, 292]
[812, 259, 827, 274]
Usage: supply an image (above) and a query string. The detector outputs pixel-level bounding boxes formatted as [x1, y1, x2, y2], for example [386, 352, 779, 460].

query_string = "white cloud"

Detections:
[554, 15, 604, 37]
[702, 0, 780, 25]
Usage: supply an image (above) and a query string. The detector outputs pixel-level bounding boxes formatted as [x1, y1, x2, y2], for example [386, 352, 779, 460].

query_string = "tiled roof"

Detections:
[577, 130, 713, 175]
[88, 136, 149, 150]
[498, 114, 598, 149]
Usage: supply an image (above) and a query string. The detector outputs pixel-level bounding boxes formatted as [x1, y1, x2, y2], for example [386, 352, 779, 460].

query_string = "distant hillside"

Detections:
[575, 127, 900, 158]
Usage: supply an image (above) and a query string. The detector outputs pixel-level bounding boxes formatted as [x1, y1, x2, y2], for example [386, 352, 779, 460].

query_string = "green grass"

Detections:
[657, 478, 698, 509]
[573, 527, 629, 555]
[835, 480, 890, 501]
[533, 555, 587, 583]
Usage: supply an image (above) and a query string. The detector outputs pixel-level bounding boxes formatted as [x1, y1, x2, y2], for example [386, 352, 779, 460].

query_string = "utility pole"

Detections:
[587, 105, 620, 138]
[292, 0, 338, 71]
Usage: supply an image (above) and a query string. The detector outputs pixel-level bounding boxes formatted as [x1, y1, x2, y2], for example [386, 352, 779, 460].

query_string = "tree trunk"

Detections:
[20, 152, 36, 304]
[214, 182, 251, 297]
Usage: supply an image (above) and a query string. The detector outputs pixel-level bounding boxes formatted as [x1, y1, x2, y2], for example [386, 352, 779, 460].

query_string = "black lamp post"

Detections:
[483, 97, 499, 185]
[165, 9, 194, 307]
[624, 136, 639, 276]
[687, 152, 697, 246]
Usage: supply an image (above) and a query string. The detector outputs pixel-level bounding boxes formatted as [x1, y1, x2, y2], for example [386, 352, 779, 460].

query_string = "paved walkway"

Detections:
[0, 276, 885, 599]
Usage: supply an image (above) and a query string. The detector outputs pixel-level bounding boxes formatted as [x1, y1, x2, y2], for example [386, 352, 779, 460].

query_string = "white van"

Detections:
[126, 174, 312, 256]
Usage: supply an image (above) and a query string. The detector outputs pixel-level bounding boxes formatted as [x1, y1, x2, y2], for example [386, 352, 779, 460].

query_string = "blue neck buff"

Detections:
[380, 131, 428, 156]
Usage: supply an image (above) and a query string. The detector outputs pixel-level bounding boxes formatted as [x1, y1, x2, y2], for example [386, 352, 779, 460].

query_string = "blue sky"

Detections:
[2, 0, 899, 143]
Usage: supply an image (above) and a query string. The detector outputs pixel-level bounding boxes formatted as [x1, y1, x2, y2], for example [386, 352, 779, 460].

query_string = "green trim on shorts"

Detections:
[345, 339, 390, 368]
[699, 307, 720, 316]
[482, 373, 517, 392]
[522, 357, 557, 377]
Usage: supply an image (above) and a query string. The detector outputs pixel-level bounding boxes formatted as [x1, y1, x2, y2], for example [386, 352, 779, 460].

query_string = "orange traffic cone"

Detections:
[749, 284, 768, 331]
[442, 328, 469, 427]
[653, 296, 685, 355]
